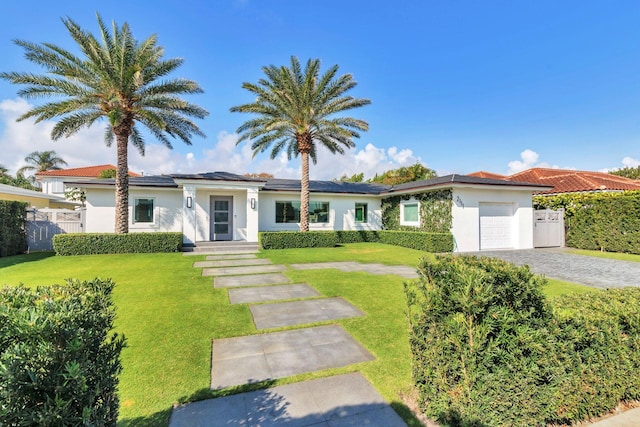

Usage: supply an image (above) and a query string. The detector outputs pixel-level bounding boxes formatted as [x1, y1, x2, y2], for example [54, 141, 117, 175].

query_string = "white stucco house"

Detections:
[73, 171, 549, 252]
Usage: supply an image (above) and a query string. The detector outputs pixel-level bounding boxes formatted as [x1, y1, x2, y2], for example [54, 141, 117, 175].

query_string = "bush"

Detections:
[406, 255, 640, 426]
[53, 232, 183, 255]
[0, 278, 126, 426]
[259, 231, 338, 249]
[259, 230, 453, 252]
[0, 201, 28, 257]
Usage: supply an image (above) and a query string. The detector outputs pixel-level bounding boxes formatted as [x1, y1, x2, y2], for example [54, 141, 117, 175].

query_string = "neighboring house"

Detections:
[470, 168, 640, 195]
[74, 172, 549, 252]
[36, 164, 141, 197]
[0, 183, 78, 209]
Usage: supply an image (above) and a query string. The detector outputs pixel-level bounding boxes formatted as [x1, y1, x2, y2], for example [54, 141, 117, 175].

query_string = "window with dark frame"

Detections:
[275, 201, 330, 223]
[355, 203, 368, 223]
[134, 198, 154, 223]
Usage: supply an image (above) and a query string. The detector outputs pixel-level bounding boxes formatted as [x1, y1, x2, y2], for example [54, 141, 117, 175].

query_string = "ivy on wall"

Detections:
[381, 189, 452, 233]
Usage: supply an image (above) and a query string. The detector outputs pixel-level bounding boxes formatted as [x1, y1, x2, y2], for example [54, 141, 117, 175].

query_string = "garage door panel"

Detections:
[480, 203, 514, 250]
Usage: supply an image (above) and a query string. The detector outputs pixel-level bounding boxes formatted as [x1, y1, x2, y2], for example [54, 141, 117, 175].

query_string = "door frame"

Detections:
[210, 196, 233, 241]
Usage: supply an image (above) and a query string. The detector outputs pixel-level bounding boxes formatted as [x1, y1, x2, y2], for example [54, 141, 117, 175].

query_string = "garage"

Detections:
[479, 202, 514, 250]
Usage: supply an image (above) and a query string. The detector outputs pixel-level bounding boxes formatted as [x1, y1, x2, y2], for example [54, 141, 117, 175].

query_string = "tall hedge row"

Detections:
[535, 191, 640, 253]
[259, 230, 454, 252]
[406, 254, 640, 426]
[53, 232, 183, 255]
[0, 201, 28, 257]
[0, 278, 126, 426]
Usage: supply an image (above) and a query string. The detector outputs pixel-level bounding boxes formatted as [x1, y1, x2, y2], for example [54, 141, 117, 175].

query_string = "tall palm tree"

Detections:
[1, 14, 208, 233]
[0, 164, 8, 177]
[17, 150, 68, 176]
[231, 56, 370, 231]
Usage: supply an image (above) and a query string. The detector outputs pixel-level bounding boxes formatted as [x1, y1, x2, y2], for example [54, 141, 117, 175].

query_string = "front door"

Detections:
[210, 196, 233, 241]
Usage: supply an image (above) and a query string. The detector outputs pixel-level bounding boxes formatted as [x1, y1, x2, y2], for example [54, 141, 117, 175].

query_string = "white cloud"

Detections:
[506, 149, 565, 174]
[0, 97, 422, 180]
[622, 156, 640, 168]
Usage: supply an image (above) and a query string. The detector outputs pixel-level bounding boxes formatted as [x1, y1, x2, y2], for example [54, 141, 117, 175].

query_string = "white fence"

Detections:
[533, 209, 565, 248]
[26, 208, 85, 251]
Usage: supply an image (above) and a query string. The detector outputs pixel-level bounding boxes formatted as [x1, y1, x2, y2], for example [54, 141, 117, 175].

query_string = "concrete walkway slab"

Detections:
[205, 254, 258, 260]
[211, 325, 374, 389]
[203, 264, 286, 277]
[290, 262, 419, 279]
[184, 249, 259, 256]
[589, 406, 640, 426]
[170, 373, 406, 427]
[215, 273, 291, 288]
[229, 284, 320, 304]
[194, 258, 272, 268]
[249, 298, 365, 330]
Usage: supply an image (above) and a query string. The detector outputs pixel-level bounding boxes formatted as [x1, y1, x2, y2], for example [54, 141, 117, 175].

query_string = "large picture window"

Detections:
[355, 203, 368, 223]
[134, 198, 154, 223]
[276, 201, 330, 223]
[401, 200, 420, 226]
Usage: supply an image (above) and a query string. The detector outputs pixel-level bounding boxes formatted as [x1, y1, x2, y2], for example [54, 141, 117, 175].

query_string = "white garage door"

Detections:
[479, 203, 514, 250]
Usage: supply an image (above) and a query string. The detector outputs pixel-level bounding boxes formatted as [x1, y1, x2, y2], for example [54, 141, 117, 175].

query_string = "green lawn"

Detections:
[567, 248, 640, 262]
[0, 244, 598, 426]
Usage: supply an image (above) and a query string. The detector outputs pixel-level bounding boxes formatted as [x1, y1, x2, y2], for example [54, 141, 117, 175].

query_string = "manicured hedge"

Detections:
[0, 201, 28, 257]
[53, 232, 183, 255]
[405, 254, 640, 426]
[259, 230, 453, 252]
[0, 278, 126, 426]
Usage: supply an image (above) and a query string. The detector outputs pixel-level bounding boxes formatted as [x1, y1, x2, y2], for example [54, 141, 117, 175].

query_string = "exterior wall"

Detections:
[0, 192, 73, 209]
[258, 192, 382, 231]
[451, 187, 535, 252]
[85, 187, 182, 233]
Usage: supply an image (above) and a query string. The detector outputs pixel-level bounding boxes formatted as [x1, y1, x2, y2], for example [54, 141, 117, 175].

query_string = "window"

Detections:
[276, 201, 330, 223]
[134, 198, 154, 223]
[51, 180, 65, 194]
[355, 203, 368, 223]
[401, 200, 420, 226]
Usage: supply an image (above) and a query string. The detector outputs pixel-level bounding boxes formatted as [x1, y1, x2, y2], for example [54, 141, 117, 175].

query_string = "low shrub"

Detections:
[406, 255, 640, 426]
[259, 231, 338, 249]
[0, 201, 28, 257]
[259, 230, 453, 252]
[53, 232, 183, 255]
[0, 278, 126, 426]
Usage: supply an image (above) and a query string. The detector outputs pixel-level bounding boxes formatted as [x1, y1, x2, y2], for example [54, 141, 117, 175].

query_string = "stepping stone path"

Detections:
[171, 242, 408, 426]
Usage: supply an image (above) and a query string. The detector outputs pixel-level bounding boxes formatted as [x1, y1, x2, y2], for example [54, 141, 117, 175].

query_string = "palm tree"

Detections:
[0, 164, 8, 177]
[0, 14, 208, 233]
[17, 150, 68, 176]
[231, 56, 370, 231]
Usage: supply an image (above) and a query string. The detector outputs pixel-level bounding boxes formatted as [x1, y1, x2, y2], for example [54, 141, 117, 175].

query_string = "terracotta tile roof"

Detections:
[468, 171, 508, 180]
[470, 167, 640, 194]
[35, 164, 141, 178]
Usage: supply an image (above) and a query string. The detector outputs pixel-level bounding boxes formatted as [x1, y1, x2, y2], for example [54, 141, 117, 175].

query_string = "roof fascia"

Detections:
[382, 182, 552, 196]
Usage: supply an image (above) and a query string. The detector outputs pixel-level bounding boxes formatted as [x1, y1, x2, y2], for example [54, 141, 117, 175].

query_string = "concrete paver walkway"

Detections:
[249, 297, 365, 329]
[470, 249, 640, 288]
[170, 373, 406, 427]
[229, 284, 320, 304]
[290, 262, 419, 279]
[589, 407, 640, 426]
[203, 264, 286, 277]
[194, 258, 272, 268]
[205, 253, 258, 260]
[214, 273, 291, 288]
[210, 325, 375, 389]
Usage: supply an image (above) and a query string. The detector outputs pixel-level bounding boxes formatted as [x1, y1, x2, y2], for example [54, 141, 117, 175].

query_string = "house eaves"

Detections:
[381, 174, 552, 196]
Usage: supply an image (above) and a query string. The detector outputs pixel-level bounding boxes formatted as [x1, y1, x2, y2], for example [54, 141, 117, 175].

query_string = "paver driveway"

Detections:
[469, 248, 640, 289]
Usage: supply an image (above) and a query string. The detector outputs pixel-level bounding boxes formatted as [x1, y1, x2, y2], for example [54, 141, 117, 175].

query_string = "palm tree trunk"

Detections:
[300, 152, 310, 232]
[114, 131, 129, 234]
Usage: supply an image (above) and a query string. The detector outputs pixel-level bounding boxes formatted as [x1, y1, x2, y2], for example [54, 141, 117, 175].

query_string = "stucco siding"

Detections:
[452, 187, 534, 252]
[258, 192, 382, 231]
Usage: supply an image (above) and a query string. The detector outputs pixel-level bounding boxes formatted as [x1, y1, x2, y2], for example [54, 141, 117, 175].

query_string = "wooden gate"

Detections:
[26, 208, 85, 251]
[533, 209, 564, 248]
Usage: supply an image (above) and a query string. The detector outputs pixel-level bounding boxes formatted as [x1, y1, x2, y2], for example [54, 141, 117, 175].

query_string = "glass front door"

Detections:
[210, 196, 233, 241]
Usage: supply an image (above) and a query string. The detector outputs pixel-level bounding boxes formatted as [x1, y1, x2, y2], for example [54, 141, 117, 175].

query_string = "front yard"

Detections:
[0, 244, 596, 426]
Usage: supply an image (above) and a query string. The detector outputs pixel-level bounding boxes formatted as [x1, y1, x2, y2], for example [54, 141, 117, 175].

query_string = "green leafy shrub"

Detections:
[0, 278, 126, 426]
[53, 232, 183, 255]
[381, 189, 452, 233]
[406, 255, 640, 426]
[0, 201, 28, 257]
[259, 230, 453, 252]
[259, 231, 338, 249]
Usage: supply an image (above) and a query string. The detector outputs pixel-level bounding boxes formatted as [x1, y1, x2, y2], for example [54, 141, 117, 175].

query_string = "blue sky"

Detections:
[1, 1, 639, 179]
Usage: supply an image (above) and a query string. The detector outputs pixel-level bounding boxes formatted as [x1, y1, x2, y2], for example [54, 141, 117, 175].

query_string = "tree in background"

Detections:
[231, 56, 370, 231]
[244, 172, 274, 179]
[609, 166, 640, 180]
[335, 172, 365, 183]
[98, 169, 117, 179]
[370, 163, 437, 185]
[17, 150, 67, 178]
[1, 14, 208, 233]
[0, 165, 8, 177]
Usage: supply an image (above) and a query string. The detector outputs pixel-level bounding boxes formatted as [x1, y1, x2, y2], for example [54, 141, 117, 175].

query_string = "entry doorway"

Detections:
[210, 196, 233, 241]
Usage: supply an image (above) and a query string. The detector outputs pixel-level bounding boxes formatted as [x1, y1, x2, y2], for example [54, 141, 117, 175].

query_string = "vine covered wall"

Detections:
[381, 189, 452, 233]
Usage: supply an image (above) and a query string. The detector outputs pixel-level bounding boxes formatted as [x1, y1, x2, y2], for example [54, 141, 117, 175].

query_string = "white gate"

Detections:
[26, 208, 85, 251]
[533, 209, 564, 248]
